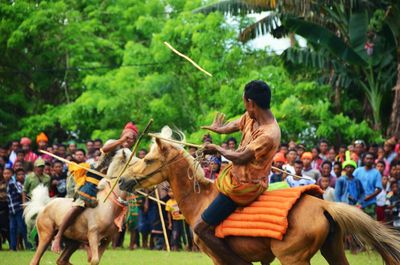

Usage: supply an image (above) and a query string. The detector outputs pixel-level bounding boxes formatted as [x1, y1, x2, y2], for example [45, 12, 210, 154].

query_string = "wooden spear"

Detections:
[146, 134, 313, 180]
[39, 150, 165, 204]
[155, 188, 170, 252]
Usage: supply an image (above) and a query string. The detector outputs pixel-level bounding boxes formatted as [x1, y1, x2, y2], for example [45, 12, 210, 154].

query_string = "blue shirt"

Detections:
[7, 177, 24, 215]
[335, 175, 364, 205]
[353, 167, 382, 208]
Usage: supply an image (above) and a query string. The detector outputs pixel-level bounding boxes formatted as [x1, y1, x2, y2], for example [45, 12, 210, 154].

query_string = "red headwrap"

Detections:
[20, 137, 32, 146]
[124, 122, 138, 135]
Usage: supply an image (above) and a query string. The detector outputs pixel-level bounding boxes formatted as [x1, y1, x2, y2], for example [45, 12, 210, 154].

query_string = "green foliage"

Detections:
[0, 0, 384, 146]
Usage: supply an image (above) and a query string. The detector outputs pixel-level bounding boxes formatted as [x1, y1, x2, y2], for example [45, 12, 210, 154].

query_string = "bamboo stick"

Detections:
[39, 150, 165, 204]
[155, 188, 170, 252]
[148, 133, 202, 148]
[164, 41, 212, 77]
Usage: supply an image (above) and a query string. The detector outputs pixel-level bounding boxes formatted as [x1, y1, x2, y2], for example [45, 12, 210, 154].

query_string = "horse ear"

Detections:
[155, 138, 168, 154]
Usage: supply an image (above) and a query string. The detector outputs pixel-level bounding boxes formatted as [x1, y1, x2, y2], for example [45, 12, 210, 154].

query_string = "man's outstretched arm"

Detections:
[204, 144, 254, 165]
[201, 112, 241, 134]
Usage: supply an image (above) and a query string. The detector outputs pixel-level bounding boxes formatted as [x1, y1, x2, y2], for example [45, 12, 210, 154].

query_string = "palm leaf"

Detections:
[239, 12, 282, 42]
[192, 0, 272, 16]
[283, 16, 366, 65]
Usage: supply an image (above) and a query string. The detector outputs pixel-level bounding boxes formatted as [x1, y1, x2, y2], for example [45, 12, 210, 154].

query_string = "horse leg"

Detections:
[30, 218, 56, 265]
[98, 237, 112, 260]
[88, 231, 100, 265]
[320, 213, 350, 265]
[56, 239, 80, 265]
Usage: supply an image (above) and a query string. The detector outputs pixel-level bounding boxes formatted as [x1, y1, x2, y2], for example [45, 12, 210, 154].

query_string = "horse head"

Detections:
[119, 126, 184, 192]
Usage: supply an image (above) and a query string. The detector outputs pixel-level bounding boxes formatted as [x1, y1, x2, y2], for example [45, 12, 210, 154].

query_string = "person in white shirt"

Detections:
[286, 160, 316, 187]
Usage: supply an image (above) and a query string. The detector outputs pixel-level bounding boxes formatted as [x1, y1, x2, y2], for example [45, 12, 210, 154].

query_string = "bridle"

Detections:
[130, 149, 186, 189]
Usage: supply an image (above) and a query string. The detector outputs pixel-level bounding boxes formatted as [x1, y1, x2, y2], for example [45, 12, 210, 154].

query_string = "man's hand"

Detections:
[202, 143, 219, 155]
[201, 112, 226, 133]
[364, 195, 372, 201]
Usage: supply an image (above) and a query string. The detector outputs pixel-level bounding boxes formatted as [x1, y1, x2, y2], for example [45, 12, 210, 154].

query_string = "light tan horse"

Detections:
[25, 148, 135, 265]
[119, 127, 400, 265]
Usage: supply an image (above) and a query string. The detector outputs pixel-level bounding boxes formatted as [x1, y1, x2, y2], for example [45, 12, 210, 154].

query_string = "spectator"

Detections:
[384, 137, 398, 177]
[94, 139, 103, 150]
[138, 149, 148, 159]
[270, 153, 285, 183]
[319, 140, 329, 160]
[56, 144, 67, 159]
[20, 137, 38, 163]
[227, 137, 236, 151]
[319, 176, 335, 202]
[220, 142, 228, 150]
[286, 160, 316, 187]
[0, 165, 9, 250]
[336, 145, 347, 163]
[376, 176, 390, 222]
[283, 148, 297, 177]
[318, 161, 336, 188]
[86, 140, 95, 159]
[4, 168, 31, 250]
[311, 147, 323, 171]
[73, 149, 86, 163]
[301, 152, 321, 181]
[36, 132, 51, 162]
[50, 160, 67, 198]
[15, 149, 32, 173]
[354, 139, 367, 167]
[22, 159, 50, 204]
[166, 189, 186, 251]
[296, 144, 305, 158]
[126, 193, 139, 250]
[15, 168, 25, 185]
[376, 146, 385, 162]
[202, 134, 212, 144]
[0, 146, 11, 169]
[44, 161, 52, 176]
[67, 142, 77, 155]
[385, 181, 400, 228]
[327, 148, 337, 164]
[335, 158, 364, 205]
[279, 143, 288, 156]
[288, 140, 296, 149]
[333, 162, 343, 179]
[207, 157, 220, 180]
[353, 152, 382, 218]
[376, 160, 386, 177]
[8, 141, 19, 165]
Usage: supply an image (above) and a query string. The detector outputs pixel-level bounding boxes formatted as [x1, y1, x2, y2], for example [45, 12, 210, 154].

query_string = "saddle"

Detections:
[215, 185, 323, 240]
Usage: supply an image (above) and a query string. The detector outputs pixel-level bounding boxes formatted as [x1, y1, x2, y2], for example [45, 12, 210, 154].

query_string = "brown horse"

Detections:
[25, 148, 135, 265]
[119, 127, 400, 265]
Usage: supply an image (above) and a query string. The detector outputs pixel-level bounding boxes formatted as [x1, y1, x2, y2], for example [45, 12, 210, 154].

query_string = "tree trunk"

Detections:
[387, 61, 400, 138]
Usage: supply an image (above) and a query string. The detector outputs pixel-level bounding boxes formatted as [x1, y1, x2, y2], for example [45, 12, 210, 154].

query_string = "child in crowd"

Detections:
[319, 176, 335, 202]
[166, 189, 186, 251]
[376, 175, 390, 222]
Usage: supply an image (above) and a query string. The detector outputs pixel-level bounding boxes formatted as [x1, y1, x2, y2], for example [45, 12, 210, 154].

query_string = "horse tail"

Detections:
[23, 184, 51, 233]
[325, 202, 400, 265]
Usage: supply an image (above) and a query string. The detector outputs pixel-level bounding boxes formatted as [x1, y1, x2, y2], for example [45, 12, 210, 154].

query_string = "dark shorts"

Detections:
[75, 182, 98, 208]
[201, 192, 237, 226]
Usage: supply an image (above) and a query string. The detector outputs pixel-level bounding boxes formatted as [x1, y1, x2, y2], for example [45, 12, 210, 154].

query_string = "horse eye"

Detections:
[144, 159, 154, 164]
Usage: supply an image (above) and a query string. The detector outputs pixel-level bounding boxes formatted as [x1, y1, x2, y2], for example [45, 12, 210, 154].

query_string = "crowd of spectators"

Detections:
[0, 131, 399, 253]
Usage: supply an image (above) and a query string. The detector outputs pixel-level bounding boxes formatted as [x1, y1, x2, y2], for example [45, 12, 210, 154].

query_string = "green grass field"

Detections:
[0, 248, 383, 265]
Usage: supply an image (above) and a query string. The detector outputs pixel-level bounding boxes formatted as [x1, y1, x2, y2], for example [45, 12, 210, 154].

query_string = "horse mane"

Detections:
[154, 126, 211, 186]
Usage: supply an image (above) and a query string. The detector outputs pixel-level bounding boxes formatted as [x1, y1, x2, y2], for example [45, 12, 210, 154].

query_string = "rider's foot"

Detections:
[51, 237, 62, 253]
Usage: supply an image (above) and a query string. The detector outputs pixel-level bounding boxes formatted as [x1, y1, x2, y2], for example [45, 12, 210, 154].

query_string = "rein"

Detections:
[133, 150, 186, 188]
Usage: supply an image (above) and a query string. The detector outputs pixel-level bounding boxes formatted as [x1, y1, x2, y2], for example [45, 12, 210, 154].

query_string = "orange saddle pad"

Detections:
[215, 185, 323, 240]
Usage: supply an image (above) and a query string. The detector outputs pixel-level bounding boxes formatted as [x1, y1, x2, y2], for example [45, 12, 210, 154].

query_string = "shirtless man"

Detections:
[194, 80, 281, 264]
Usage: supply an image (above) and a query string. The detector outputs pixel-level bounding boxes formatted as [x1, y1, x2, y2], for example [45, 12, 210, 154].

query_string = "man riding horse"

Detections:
[194, 80, 281, 265]
[51, 122, 139, 253]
